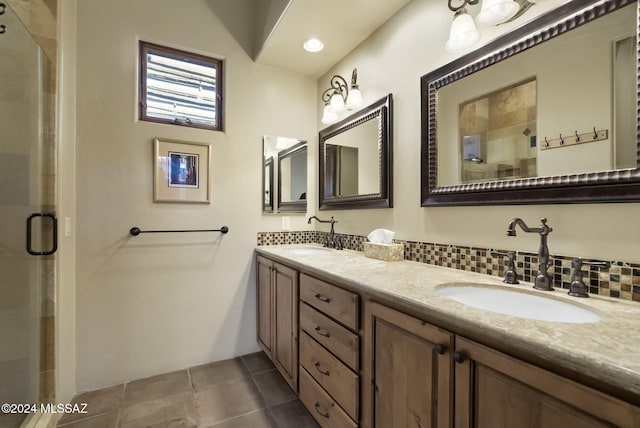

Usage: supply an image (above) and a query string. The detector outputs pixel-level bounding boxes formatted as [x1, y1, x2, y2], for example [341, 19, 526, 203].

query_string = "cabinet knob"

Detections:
[453, 351, 467, 364]
[435, 344, 447, 355]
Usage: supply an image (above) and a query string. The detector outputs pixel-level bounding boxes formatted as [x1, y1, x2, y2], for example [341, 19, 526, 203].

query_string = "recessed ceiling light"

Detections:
[303, 38, 324, 52]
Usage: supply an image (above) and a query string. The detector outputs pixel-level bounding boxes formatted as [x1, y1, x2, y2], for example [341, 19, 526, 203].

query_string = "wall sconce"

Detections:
[321, 68, 363, 125]
[446, 0, 535, 52]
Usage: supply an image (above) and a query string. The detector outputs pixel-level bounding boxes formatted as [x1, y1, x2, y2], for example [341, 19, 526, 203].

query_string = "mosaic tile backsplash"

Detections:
[257, 231, 640, 302]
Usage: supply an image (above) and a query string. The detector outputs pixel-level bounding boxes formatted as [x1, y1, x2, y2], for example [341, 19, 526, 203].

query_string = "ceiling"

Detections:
[254, 0, 412, 78]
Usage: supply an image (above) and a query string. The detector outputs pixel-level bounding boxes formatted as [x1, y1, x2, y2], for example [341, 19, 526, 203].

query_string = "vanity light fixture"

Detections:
[321, 68, 363, 125]
[446, 0, 533, 52]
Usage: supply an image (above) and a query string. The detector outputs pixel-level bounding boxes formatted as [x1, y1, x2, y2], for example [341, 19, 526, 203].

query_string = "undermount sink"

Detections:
[436, 283, 602, 323]
[282, 247, 333, 255]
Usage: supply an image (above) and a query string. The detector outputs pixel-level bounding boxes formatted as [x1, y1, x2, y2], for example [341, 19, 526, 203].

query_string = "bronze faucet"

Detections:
[308, 216, 343, 250]
[507, 217, 553, 291]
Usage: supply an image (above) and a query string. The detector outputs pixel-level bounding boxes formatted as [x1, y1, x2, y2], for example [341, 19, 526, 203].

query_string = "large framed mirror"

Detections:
[319, 94, 393, 210]
[421, 0, 638, 206]
[262, 136, 307, 213]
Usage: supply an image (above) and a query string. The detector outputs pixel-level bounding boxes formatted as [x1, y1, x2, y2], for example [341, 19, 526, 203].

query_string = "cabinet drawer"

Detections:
[300, 303, 359, 371]
[300, 274, 359, 331]
[299, 367, 358, 428]
[300, 332, 359, 421]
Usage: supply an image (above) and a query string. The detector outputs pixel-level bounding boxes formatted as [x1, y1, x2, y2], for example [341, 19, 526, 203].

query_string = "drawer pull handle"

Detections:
[314, 402, 330, 418]
[314, 361, 330, 376]
[435, 344, 447, 355]
[314, 293, 331, 303]
[315, 326, 331, 337]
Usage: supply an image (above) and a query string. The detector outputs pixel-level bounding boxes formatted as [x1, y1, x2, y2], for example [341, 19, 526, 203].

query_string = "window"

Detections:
[139, 41, 223, 131]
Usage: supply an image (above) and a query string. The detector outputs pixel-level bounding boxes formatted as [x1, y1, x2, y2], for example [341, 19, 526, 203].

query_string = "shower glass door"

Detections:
[0, 3, 53, 427]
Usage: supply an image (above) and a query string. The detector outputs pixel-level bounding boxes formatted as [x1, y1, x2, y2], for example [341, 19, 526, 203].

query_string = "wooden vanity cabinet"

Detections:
[454, 336, 640, 428]
[362, 301, 454, 428]
[362, 300, 640, 428]
[298, 273, 360, 427]
[256, 255, 298, 391]
[256, 254, 640, 428]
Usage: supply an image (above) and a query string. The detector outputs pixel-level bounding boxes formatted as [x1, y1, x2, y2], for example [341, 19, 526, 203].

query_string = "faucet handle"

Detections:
[491, 251, 520, 284]
[568, 257, 609, 298]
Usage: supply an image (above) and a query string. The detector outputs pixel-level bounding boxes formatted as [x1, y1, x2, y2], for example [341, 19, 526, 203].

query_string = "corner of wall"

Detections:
[56, 0, 78, 403]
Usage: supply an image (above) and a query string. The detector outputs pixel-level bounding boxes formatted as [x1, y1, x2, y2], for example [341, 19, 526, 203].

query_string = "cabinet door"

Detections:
[454, 336, 640, 428]
[363, 301, 454, 428]
[273, 261, 299, 391]
[256, 255, 273, 357]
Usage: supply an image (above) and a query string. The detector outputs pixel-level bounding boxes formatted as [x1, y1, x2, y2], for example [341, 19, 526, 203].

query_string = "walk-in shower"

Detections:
[0, 2, 56, 428]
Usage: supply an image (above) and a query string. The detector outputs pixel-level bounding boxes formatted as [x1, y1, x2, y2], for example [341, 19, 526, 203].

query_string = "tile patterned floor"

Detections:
[56, 352, 318, 428]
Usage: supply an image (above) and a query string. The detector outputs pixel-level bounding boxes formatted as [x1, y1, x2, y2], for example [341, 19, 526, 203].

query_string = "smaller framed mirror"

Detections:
[278, 142, 308, 212]
[262, 136, 308, 213]
[319, 94, 393, 210]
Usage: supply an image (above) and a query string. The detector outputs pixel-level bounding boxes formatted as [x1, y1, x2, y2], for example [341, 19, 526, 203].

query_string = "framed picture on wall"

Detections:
[153, 138, 211, 203]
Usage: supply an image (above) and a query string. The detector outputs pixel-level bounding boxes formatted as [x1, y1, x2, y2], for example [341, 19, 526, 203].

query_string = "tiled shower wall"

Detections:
[257, 231, 640, 302]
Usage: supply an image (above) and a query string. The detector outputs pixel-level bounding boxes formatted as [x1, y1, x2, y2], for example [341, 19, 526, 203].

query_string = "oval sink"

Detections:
[282, 247, 333, 255]
[437, 284, 601, 323]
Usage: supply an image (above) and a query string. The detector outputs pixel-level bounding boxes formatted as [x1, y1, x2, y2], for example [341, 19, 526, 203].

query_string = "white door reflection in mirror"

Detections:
[279, 147, 307, 203]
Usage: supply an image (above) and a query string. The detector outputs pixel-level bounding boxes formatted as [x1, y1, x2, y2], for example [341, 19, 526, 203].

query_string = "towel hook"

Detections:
[574, 130, 580, 143]
[0, 3, 5, 15]
[559, 133, 564, 145]
[593, 127, 598, 140]
[0, 25, 5, 34]
[544, 136, 549, 148]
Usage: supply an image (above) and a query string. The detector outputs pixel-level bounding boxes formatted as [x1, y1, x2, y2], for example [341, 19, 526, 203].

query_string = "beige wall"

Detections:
[315, 0, 640, 263]
[75, 0, 316, 391]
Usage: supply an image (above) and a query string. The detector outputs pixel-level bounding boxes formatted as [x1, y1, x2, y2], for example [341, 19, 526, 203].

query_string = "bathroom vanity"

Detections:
[255, 245, 640, 427]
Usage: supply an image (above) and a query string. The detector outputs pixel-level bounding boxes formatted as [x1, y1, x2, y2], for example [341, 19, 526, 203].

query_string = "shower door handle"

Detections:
[26, 213, 58, 256]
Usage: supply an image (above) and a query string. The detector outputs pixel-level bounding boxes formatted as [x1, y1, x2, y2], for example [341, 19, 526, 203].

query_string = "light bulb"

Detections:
[303, 38, 324, 52]
[321, 104, 338, 124]
[446, 9, 480, 52]
[346, 87, 363, 110]
[329, 92, 346, 113]
[477, 0, 520, 25]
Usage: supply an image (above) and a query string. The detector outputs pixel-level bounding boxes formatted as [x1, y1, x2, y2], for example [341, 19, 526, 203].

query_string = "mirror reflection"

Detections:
[278, 143, 307, 207]
[426, 1, 638, 204]
[457, 78, 537, 183]
[262, 136, 307, 213]
[324, 118, 379, 197]
[438, 4, 636, 186]
[319, 94, 393, 210]
[264, 157, 273, 212]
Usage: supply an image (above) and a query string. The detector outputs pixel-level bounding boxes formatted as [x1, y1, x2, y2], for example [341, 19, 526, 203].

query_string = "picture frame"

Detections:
[153, 138, 211, 203]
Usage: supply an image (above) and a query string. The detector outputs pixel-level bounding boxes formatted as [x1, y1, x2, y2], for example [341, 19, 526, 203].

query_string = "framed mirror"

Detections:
[319, 94, 393, 210]
[278, 141, 308, 212]
[421, 0, 638, 206]
[262, 136, 307, 213]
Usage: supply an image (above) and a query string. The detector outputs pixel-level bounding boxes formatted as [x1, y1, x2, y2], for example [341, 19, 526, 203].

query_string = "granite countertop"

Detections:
[256, 244, 640, 398]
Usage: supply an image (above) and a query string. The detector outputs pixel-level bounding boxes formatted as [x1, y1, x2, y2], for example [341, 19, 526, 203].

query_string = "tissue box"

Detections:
[364, 242, 404, 261]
